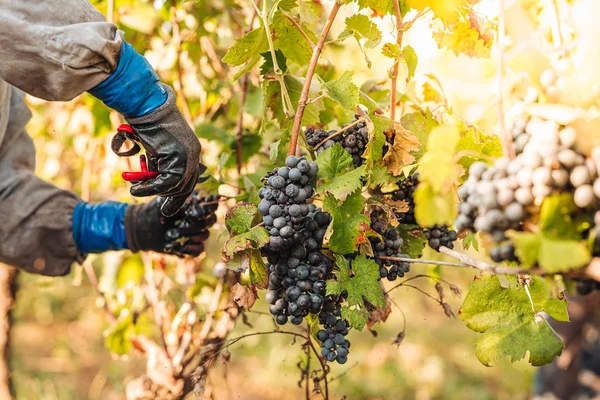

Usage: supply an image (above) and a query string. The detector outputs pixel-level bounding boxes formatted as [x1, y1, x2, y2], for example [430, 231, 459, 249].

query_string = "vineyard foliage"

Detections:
[22, 0, 600, 397]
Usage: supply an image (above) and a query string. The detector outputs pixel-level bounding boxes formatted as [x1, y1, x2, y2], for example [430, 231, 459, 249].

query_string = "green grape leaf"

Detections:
[248, 249, 268, 288]
[105, 313, 152, 355]
[272, 12, 315, 65]
[459, 275, 568, 366]
[454, 122, 502, 179]
[433, 19, 493, 58]
[223, 26, 268, 67]
[359, 90, 382, 112]
[306, 313, 322, 339]
[260, 50, 288, 75]
[316, 143, 354, 180]
[341, 13, 386, 39]
[414, 182, 457, 227]
[223, 204, 269, 260]
[365, 116, 395, 186]
[509, 231, 591, 273]
[508, 232, 540, 268]
[400, 110, 439, 162]
[462, 231, 479, 251]
[105, 315, 135, 355]
[338, 14, 383, 66]
[396, 224, 426, 258]
[116, 254, 144, 287]
[225, 203, 259, 235]
[539, 193, 589, 240]
[327, 255, 386, 330]
[270, 134, 291, 163]
[419, 124, 461, 192]
[323, 191, 370, 254]
[381, 42, 401, 59]
[403, 45, 418, 81]
[538, 238, 591, 273]
[285, 75, 325, 126]
[322, 71, 360, 109]
[227, 249, 269, 289]
[318, 165, 367, 201]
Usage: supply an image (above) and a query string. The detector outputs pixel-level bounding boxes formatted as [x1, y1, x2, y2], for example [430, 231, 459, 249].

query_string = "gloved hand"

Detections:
[72, 192, 218, 257]
[88, 41, 201, 216]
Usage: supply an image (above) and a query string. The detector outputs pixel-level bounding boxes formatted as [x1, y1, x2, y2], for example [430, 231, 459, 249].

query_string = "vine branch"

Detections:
[289, 2, 342, 156]
[389, 0, 404, 121]
[234, 0, 260, 181]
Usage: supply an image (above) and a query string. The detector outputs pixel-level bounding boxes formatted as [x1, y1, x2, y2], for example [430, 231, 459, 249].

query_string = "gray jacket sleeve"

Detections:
[0, 87, 81, 276]
[0, 0, 122, 101]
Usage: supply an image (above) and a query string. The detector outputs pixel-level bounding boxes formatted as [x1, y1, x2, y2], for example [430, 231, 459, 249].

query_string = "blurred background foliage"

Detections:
[11, 0, 592, 398]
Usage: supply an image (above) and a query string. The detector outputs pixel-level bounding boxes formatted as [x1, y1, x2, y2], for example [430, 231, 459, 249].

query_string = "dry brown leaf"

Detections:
[231, 283, 257, 310]
[383, 124, 421, 176]
[367, 299, 392, 331]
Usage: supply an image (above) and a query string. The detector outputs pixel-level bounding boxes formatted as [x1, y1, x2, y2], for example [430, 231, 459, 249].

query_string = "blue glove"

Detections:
[88, 41, 203, 217]
[72, 202, 129, 253]
[89, 41, 167, 118]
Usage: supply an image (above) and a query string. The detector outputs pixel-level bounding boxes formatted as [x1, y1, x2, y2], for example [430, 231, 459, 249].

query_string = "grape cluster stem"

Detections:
[313, 117, 368, 151]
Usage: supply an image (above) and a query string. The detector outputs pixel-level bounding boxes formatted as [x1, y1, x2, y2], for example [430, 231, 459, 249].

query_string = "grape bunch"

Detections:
[369, 209, 410, 280]
[317, 292, 351, 364]
[391, 173, 419, 224]
[164, 192, 219, 256]
[424, 225, 457, 251]
[306, 119, 369, 167]
[258, 156, 352, 362]
[456, 116, 600, 262]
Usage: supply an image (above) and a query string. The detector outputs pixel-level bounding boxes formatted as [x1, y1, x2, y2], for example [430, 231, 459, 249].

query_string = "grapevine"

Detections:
[41, 1, 600, 399]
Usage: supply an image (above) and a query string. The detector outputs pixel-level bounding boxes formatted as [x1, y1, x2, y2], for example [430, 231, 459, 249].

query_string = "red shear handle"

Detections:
[118, 124, 135, 136]
[122, 154, 160, 182]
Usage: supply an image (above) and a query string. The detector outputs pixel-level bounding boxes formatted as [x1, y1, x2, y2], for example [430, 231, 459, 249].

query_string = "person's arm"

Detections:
[0, 0, 203, 216]
[0, 0, 121, 101]
[0, 89, 214, 275]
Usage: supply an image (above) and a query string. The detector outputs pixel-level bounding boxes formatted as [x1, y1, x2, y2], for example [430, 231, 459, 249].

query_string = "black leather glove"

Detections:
[124, 192, 218, 257]
[125, 84, 202, 217]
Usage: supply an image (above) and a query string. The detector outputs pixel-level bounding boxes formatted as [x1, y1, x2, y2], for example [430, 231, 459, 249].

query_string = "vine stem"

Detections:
[313, 117, 367, 151]
[377, 253, 530, 275]
[496, 0, 516, 159]
[249, 0, 294, 117]
[389, 0, 404, 121]
[288, 2, 342, 156]
[234, 1, 260, 183]
[305, 331, 329, 399]
[551, 0, 564, 49]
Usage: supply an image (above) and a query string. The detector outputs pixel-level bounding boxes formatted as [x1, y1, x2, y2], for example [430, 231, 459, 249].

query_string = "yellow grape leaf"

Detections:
[383, 123, 421, 176]
[407, 0, 474, 26]
[433, 19, 492, 58]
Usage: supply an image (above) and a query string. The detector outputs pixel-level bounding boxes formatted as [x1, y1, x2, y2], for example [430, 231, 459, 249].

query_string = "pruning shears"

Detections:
[112, 124, 210, 184]
[111, 124, 160, 182]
